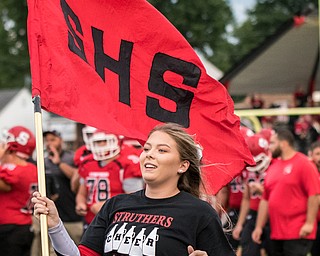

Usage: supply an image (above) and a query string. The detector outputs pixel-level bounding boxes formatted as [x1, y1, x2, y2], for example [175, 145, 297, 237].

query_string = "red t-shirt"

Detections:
[0, 162, 38, 225]
[79, 149, 142, 224]
[228, 175, 244, 210]
[263, 153, 320, 239]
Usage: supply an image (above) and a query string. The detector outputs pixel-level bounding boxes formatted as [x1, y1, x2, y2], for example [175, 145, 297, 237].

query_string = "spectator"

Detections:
[293, 85, 308, 108]
[294, 115, 319, 155]
[250, 93, 264, 109]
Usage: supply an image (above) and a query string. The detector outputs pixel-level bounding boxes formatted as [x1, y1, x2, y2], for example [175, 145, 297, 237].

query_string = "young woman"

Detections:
[32, 123, 235, 256]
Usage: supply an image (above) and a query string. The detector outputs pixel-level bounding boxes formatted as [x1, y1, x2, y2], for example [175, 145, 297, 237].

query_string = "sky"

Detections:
[229, 0, 256, 23]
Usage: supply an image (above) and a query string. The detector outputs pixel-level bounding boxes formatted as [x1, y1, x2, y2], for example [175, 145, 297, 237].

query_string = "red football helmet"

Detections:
[118, 135, 142, 149]
[240, 126, 254, 138]
[1, 126, 36, 159]
[89, 130, 120, 161]
[82, 125, 97, 150]
[258, 128, 275, 143]
[245, 134, 271, 173]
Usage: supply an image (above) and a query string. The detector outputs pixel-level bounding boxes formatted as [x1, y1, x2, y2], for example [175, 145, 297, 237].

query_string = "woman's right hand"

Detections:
[31, 191, 60, 228]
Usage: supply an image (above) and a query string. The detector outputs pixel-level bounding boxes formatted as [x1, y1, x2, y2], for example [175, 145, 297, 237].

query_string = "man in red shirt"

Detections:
[309, 141, 320, 256]
[252, 128, 320, 256]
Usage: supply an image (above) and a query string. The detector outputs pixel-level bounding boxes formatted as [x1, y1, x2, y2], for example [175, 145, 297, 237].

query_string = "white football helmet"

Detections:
[82, 125, 97, 150]
[245, 134, 271, 173]
[89, 130, 120, 161]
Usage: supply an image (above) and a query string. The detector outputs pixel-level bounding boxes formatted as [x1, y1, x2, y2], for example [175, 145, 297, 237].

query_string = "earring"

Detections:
[178, 169, 183, 174]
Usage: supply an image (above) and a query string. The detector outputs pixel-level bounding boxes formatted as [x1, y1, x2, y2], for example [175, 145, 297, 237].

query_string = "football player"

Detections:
[75, 130, 144, 228]
[216, 126, 254, 251]
[0, 126, 37, 256]
[232, 134, 271, 256]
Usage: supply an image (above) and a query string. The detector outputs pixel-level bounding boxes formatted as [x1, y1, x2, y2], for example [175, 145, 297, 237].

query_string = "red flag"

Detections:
[27, 0, 254, 194]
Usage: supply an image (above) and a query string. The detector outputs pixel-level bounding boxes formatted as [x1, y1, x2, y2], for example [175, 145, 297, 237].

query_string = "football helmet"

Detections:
[82, 125, 97, 150]
[89, 130, 120, 161]
[258, 128, 274, 143]
[1, 126, 36, 159]
[245, 134, 271, 173]
[240, 126, 254, 138]
[119, 135, 142, 149]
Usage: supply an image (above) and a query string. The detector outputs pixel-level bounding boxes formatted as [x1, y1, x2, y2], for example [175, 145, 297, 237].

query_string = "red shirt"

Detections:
[74, 145, 93, 167]
[79, 149, 142, 223]
[263, 153, 320, 239]
[0, 162, 38, 225]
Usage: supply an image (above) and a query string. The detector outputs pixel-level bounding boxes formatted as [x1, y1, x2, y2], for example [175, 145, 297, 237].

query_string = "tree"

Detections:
[148, 0, 235, 71]
[230, 0, 318, 66]
[0, 0, 30, 88]
[1, 0, 317, 89]
[0, 0, 234, 89]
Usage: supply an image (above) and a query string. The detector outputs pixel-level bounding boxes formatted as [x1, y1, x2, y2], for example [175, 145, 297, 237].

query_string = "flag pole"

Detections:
[33, 95, 50, 256]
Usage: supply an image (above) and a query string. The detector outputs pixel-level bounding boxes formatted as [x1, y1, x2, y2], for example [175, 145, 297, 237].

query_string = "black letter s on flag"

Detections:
[147, 53, 201, 128]
[60, 0, 87, 63]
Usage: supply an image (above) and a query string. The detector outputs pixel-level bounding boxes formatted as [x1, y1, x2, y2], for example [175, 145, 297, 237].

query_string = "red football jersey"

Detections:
[242, 169, 266, 211]
[0, 162, 38, 225]
[263, 153, 320, 239]
[228, 174, 244, 210]
[79, 149, 142, 223]
[74, 145, 93, 167]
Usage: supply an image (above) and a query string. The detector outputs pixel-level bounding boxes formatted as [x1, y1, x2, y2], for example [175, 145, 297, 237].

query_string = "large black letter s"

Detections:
[147, 53, 201, 127]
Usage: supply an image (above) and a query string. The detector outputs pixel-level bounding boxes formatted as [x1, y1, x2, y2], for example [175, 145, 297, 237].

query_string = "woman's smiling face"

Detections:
[140, 130, 183, 187]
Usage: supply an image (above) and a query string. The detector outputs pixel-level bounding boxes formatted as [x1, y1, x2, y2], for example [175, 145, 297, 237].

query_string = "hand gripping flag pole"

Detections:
[33, 95, 50, 256]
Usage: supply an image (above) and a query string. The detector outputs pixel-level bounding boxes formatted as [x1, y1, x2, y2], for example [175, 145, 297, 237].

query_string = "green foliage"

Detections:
[148, 0, 235, 71]
[230, 0, 318, 67]
[0, 0, 30, 88]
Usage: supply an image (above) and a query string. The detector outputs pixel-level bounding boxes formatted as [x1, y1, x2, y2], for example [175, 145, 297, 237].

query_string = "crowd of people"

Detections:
[0, 116, 319, 255]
